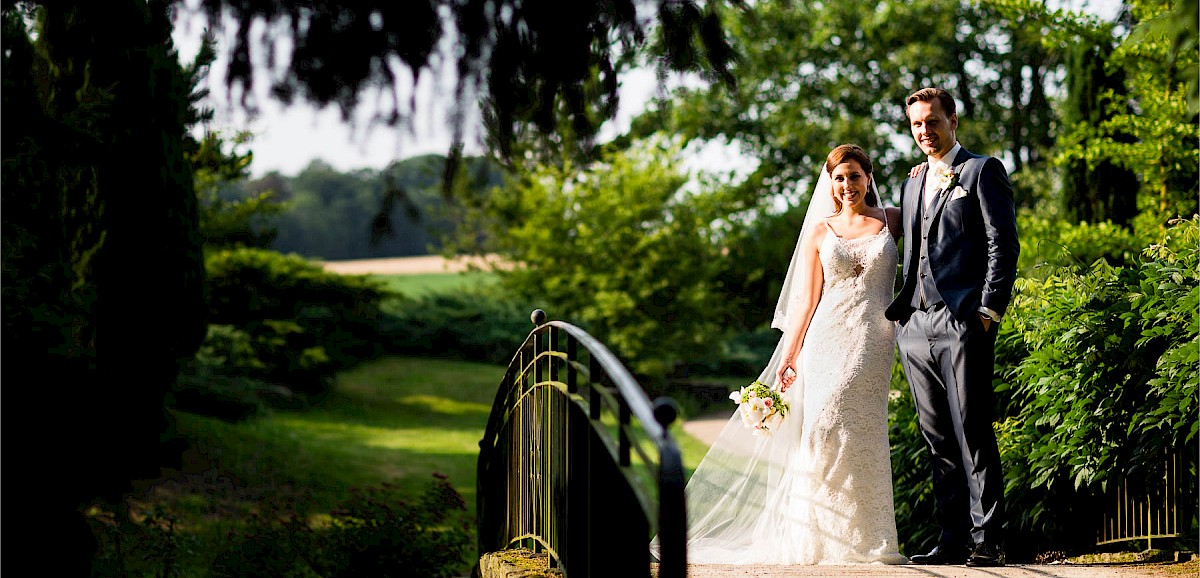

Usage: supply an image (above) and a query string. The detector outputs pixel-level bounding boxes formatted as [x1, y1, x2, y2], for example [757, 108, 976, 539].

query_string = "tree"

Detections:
[194, 130, 288, 249]
[1059, 38, 1140, 225]
[451, 139, 736, 378]
[626, 0, 1064, 208]
[2, 0, 208, 568]
[3, 0, 741, 569]
[1086, 0, 1198, 224]
[187, 0, 738, 164]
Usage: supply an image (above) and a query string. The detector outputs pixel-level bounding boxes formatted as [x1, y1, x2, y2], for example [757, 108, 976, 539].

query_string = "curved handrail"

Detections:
[476, 309, 687, 578]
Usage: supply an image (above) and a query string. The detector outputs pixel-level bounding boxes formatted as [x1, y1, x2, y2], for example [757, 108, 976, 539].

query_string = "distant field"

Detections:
[320, 254, 504, 275]
[321, 254, 503, 298]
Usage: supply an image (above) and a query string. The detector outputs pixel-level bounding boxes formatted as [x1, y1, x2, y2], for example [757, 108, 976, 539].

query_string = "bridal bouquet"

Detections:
[729, 381, 790, 437]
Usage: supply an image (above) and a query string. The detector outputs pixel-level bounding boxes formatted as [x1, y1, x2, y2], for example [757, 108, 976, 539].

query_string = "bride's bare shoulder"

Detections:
[804, 219, 830, 248]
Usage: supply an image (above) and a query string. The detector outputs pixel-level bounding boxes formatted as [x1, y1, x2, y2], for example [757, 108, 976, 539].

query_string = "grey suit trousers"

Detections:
[895, 303, 1006, 548]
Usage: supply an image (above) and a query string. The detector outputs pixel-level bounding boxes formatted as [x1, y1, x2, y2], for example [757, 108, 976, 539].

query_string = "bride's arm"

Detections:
[777, 226, 825, 391]
[885, 206, 903, 239]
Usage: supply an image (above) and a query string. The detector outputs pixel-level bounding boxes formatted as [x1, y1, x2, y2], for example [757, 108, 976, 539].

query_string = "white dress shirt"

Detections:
[923, 142, 961, 207]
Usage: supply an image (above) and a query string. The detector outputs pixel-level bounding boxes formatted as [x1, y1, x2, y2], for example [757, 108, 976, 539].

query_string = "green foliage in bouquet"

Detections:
[730, 380, 790, 436]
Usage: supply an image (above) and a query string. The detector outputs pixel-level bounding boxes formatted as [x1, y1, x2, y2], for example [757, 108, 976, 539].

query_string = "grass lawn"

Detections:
[373, 271, 498, 298]
[98, 355, 714, 576]
[172, 357, 506, 515]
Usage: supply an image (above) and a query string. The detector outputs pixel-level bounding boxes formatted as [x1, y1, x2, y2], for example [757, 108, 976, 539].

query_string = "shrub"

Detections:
[999, 215, 1197, 558]
[888, 351, 939, 557]
[171, 324, 304, 420]
[89, 475, 470, 578]
[381, 286, 537, 364]
[1017, 213, 1148, 279]
[201, 248, 389, 401]
[448, 141, 735, 379]
[289, 475, 473, 578]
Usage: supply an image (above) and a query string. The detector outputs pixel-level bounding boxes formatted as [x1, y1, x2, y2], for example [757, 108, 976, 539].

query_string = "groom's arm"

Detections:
[976, 157, 1020, 319]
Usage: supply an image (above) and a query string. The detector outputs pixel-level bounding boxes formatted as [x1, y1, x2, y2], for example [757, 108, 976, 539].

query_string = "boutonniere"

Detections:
[935, 167, 958, 191]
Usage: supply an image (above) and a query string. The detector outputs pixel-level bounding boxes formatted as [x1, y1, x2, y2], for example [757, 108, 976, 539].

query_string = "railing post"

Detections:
[618, 392, 631, 467]
[588, 354, 602, 420]
[567, 335, 578, 395]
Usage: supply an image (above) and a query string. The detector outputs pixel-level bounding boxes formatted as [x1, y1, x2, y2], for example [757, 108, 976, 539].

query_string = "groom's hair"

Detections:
[906, 87, 957, 117]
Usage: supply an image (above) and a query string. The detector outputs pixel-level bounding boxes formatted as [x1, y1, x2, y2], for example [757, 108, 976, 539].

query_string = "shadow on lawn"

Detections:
[85, 429, 478, 578]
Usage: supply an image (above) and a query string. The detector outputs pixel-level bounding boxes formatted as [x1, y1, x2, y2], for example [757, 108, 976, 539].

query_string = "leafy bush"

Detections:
[89, 475, 470, 578]
[88, 504, 197, 578]
[998, 215, 1197, 557]
[171, 324, 305, 420]
[676, 325, 779, 379]
[447, 140, 737, 379]
[201, 248, 388, 400]
[290, 475, 472, 578]
[1004, 216, 1197, 488]
[1017, 213, 1148, 279]
[887, 351, 939, 557]
[381, 286, 539, 365]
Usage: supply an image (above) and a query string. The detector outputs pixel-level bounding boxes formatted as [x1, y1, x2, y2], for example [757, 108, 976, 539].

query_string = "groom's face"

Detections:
[908, 99, 958, 159]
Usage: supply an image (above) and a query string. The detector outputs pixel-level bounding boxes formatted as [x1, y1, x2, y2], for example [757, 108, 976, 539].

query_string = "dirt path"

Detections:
[682, 410, 734, 446]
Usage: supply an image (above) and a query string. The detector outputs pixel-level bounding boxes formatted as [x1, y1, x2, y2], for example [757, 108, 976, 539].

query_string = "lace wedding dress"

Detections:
[654, 197, 908, 565]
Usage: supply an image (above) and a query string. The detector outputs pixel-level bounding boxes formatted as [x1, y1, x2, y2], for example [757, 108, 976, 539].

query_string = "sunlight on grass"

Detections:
[276, 417, 486, 454]
[394, 393, 492, 416]
[175, 356, 713, 509]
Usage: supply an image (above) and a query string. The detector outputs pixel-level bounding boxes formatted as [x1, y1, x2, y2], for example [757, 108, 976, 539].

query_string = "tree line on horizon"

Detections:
[209, 151, 505, 262]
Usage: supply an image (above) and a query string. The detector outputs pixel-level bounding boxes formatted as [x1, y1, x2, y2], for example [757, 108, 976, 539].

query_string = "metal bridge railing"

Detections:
[476, 309, 686, 578]
[1097, 451, 1194, 549]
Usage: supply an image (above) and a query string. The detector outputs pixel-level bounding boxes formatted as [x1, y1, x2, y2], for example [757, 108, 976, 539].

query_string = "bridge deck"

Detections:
[654, 562, 1191, 577]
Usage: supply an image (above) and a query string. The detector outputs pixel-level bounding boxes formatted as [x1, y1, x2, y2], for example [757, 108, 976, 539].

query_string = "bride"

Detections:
[659, 144, 908, 565]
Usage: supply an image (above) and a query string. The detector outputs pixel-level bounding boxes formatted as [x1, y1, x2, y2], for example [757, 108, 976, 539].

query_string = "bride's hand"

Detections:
[908, 164, 925, 179]
[777, 364, 797, 392]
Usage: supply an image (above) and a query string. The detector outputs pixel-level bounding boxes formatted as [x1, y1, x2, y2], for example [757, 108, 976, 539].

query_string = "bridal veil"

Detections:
[650, 167, 837, 564]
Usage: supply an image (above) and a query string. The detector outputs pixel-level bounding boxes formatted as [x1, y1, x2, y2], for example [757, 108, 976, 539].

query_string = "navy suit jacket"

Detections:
[885, 146, 1020, 322]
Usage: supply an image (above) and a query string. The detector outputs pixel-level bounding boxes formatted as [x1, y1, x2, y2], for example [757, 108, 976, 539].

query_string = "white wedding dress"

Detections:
[654, 185, 908, 565]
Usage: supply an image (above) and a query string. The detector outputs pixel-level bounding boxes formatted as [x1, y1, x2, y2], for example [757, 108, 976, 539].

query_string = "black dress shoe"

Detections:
[910, 544, 970, 565]
[965, 543, 1004, 567]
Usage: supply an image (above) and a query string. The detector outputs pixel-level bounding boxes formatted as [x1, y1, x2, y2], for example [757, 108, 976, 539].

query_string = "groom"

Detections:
[885, 87, 1019, 567]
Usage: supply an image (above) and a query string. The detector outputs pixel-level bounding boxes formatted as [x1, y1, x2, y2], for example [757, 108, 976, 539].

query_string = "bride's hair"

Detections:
[825, 144, 879, 212]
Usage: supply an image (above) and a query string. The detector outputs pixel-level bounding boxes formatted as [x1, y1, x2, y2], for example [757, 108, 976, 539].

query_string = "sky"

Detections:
[173, 1, 1124, 179]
